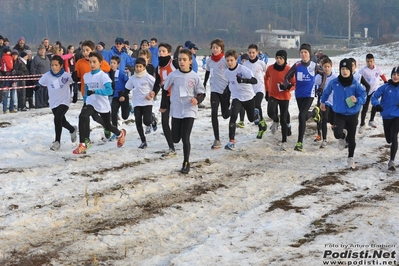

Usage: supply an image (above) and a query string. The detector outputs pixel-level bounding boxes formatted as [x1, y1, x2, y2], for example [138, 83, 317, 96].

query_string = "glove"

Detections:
[265, 91, 269, 102]
[375, 105, 383, 112]
[11, 70, 16, 75]
[236, 75, 248, 84]
[87, 90, 94, 96]
[72, 83, 78, 103]
[278, 83, 292, 91]
[34, 84, 41, 92]
[316, 87, 323, 97]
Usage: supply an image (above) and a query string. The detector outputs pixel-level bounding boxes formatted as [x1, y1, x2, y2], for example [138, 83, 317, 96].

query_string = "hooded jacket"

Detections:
[321, 78, 366, 115]
[371, 81, 399, 119]
[104, 46, 136, 72]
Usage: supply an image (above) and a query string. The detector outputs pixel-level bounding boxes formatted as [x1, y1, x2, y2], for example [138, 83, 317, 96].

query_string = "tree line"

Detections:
[0, 0, 398, 49]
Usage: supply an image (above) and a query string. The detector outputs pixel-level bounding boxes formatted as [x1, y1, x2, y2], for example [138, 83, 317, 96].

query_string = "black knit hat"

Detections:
[391, 66, 399, 77]
[299, 43, 312, 54]
[275, 50, 287, 62]
[98, 41, 105, 48]
[140, 39, 149, 46]
[240, 54, 249, 61]
[339, 58, 353, 75]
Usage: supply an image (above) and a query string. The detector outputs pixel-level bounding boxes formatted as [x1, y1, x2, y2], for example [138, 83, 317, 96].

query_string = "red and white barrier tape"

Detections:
[0, 74, 43, 79]
[0, 85, 36, 91]
[1, 77, 40, 81]
[0, 82, 80, 91]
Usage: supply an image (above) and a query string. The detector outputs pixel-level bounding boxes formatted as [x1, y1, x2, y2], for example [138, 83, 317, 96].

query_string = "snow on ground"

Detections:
[1, 42, 399, 265]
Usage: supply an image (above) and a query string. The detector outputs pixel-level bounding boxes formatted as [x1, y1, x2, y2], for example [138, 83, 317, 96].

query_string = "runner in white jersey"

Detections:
[358, 53, 387, 131]
[223, 50, 257, 150]
[163, 49, 205, 174]
[125, 57, 156, 149]
[203, 38, 230, 150]
[348, 58, 370, 135]
[37, 55, 77, 151]
[73, 52, 126, 154]
[350, 58, 370, 92]
[314, 57, 338, 148]
[243, 43, 267, 139]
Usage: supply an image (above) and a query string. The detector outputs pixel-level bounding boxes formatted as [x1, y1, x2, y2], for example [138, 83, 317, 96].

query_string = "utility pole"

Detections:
[307, 2, 310, 34]
[163, 0, 165, 24]
[348, 0, 351, 47]
[194, 0, 197, 27]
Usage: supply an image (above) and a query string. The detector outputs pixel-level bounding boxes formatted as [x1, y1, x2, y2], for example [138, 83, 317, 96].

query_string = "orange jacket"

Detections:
[75, 58, 110, 96]
[264, 64, 296, 100]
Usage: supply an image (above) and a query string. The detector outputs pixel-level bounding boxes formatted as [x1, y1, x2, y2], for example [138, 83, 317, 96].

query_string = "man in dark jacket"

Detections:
[13, 50, 30, 111]
[0, 35, 6, 59]
[13, 36, 30, 54]
[30, 44, 50, 108]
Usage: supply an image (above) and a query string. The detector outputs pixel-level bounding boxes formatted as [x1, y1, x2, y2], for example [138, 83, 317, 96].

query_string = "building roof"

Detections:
[255, 29, 305, 36]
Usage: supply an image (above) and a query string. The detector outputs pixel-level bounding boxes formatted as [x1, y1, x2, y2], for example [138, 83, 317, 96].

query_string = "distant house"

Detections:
[77, 0, 98, 13]
[76, 0, 98, 20]
[255, 29, 305, 49]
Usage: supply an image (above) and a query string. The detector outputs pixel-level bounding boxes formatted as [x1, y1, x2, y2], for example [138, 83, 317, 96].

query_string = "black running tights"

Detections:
[52, 104, 74, 142]
[172, 117, 195, 163]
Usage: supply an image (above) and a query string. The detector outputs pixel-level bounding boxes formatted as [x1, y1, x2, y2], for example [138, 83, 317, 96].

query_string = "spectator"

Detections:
[31, 44, 50, 108]
[187, 43, 199, 72]
[25, 50, 35, 109]
[96, 41, 107, 58]
[124, 40, 133, 57]
[172, 45, 183, 66]
[46, 43, 53, 60]
[3, 38, 10, 48]
[0, 35, 6, 58]
[66, 45, 77, 100]
[13, 36, 30, 54]
[131, 43, 139, 58]
[1, 48, 15, 113]
[65, 45, 76, 73]
[54, 41, 66, 55]
[13, 50, 29, 111]
[140, 39, 149, 50]
[74, 41, 84, 61]
[184, 40, 191, 49]
[42, 38, 50, 52]
[149, 38, 159, 68]
[0, 35, 5, 102]
[53, 47, 74, 74]
[103, 37, 136, 73]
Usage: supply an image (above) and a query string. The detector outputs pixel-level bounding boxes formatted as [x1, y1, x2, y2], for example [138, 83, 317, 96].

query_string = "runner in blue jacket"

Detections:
[371, 66, 399, 171]
[320, 58, 366, 169]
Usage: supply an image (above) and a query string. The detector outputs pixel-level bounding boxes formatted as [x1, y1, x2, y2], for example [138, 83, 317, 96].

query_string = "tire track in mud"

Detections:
[1, 136, 394, 265]
[0, 150, 264, 265]
[264, 146, 397, 252]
